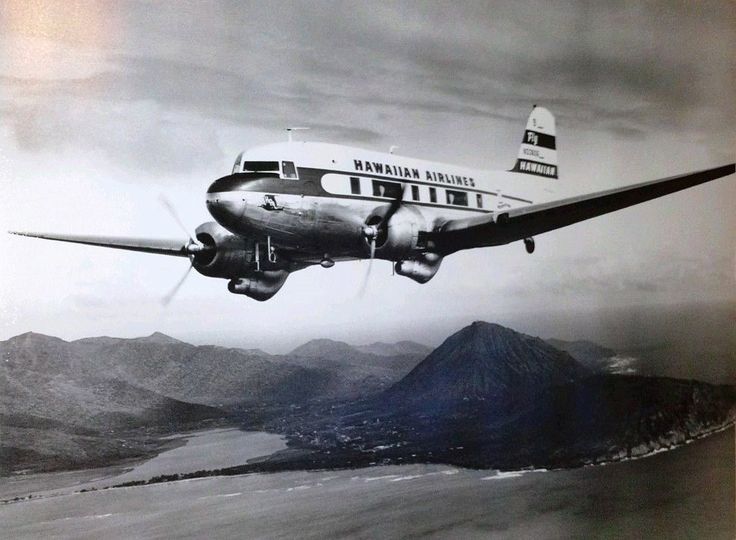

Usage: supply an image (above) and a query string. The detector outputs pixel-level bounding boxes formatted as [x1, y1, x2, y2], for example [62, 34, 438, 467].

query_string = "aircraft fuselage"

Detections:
[205, 142, 543, 266]
[14, 106, 732, 302]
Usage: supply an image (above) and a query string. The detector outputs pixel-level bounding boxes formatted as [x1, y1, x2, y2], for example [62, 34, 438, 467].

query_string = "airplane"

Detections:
[9, 106, 735, 301]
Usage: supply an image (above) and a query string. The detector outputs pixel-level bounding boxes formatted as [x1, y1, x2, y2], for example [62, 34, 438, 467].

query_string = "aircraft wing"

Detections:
[429, 163, 735, 255]
[8, 231, 193, 257]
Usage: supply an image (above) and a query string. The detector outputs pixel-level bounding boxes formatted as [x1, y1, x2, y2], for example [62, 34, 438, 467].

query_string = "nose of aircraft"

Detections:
[207, 175, 240, 195]
[206, 193, 244, 230]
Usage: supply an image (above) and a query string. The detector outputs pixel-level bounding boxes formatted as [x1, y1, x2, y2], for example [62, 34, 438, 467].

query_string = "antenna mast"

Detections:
[286, 127, 310, 143]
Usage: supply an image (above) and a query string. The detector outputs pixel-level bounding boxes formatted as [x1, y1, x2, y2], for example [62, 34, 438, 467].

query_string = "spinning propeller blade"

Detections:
[162, 262, 194, 306]
[159, 194, 195, 242]
[158, 195, 201, 305]
[358, 234, 377, 297]
[382, 183, 405, 224]
[358, 183, 405, 296]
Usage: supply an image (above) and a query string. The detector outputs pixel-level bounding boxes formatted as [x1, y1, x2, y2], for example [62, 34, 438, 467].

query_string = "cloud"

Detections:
[3, 1, 733, 161]
[9, 97, 224, 176]
[1, 50, 386, 170]
[0, 0, 734, 343]
[503, 251, 735, 304]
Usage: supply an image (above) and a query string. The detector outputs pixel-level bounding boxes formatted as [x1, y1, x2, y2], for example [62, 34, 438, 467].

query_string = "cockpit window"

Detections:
[242, 161, 280, 173]
[281, 161, 297, 179]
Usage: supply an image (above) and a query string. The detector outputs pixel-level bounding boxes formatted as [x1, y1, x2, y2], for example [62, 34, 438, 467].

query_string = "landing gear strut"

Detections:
[523, 237, 535, 254]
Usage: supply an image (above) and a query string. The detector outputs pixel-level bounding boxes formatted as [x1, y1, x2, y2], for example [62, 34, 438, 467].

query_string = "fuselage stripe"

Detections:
[300, 167, 533, 204]
[321, 192, 490, 213]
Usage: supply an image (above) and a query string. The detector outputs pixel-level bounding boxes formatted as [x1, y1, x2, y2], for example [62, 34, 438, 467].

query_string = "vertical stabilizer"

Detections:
[510, 106, 558, 179]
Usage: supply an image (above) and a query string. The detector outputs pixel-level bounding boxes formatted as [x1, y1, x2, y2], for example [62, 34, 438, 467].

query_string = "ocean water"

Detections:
[1, 429, 286, 500]
[1, 427, 733, 539]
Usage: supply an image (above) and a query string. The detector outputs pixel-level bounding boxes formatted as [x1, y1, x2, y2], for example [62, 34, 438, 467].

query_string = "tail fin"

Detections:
[510, 106, 558, 179]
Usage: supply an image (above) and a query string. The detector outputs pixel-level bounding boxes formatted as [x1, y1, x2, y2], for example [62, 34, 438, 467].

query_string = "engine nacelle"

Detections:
[395, 252, 443, 284]
[228, 270, 289, 301]
[367, 205, 426, 260]
[192, 222, 250, 278]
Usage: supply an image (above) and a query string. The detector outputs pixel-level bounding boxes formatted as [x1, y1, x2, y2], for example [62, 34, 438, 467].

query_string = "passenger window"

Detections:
[282, 161, 298, 179]
[350, 177, 361, 195]
[446, 190, 468, 206]
[411, 185, 419, 201]
[429, 187, 437, 203]
[372, 180, 402, 198]
[476, 194, 483, 208]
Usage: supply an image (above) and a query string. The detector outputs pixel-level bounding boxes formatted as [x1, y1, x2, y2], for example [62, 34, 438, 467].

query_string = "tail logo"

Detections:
[510, 106, 558, 179]
[514, 160, 557, 177]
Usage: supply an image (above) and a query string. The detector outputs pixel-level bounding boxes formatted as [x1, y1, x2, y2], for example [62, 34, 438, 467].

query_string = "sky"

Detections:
[0, 1, 734, 352]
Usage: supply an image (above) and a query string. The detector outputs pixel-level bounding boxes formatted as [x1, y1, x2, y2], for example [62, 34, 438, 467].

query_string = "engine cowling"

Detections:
[191, 222, 250, 278]
[228, 270, 289, 301]
[367, 205, 426, 260]
[395, 252, 443, 283]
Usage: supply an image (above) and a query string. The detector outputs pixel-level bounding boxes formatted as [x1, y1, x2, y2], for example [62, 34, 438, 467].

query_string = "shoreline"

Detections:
[7, 423, 732, 504]
[1, 426, 286, 501]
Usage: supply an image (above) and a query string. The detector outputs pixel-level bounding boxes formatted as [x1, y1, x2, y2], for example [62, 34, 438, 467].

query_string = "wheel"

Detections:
[523, 237, 535, 254]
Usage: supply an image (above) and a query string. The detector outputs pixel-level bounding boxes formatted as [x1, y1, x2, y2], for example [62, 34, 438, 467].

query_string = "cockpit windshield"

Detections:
[232, 152, 244, 174]
[231, 155, 298, 179]
[281, 161, 297, 179]
[242, 161, 280, 173]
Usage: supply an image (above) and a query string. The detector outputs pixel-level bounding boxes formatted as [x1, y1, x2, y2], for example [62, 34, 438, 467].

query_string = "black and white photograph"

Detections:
[1, 1, 734, 538]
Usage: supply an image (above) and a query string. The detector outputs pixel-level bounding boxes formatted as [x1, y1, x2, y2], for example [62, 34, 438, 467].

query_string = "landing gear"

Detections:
[254, 236, 278, 271]
[266, 236, 277, 263]
[523, 237, 535, 254]
[320, 255, 335, 268]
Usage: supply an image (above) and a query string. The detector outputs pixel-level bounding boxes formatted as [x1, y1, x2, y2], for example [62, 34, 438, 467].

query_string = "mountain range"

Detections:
[0, 331, 428, 473]
[263, 322, 735, 471]
[2, 323, 733, 476]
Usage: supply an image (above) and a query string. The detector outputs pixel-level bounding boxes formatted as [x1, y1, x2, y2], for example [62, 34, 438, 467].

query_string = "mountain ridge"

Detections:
[268, 320, 736, 471]
[3, 322, 734, 475]
[0, 330, 429, 474]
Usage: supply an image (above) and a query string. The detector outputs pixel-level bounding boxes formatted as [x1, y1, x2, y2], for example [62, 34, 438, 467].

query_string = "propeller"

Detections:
[358, 226, 377, 297]
[158, 194, 203, 305]
[358, 183, 405, 296]
[159, 194, 195, 242]
[162, 263, 194, 306]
